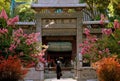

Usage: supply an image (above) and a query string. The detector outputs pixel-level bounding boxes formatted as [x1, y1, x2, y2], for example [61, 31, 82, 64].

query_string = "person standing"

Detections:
[56, 61, 62, 79]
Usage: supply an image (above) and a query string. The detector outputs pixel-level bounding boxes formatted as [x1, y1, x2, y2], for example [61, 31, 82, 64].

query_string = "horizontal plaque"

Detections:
[48, 42, 72, 51]
[42, 28, 76, 36]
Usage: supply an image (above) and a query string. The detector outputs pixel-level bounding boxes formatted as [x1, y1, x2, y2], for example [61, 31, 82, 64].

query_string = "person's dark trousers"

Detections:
[57, 74, 60, 79]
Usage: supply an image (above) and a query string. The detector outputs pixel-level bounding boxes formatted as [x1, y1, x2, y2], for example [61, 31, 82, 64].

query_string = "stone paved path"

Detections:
[44, 78, 77, 81]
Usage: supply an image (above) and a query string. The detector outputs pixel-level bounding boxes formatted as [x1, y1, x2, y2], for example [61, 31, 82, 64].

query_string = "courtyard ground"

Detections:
[44, 78, 77, 81]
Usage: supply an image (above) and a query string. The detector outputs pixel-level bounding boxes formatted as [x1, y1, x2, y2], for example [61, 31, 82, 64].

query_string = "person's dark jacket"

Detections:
[56, 63, 61, 74]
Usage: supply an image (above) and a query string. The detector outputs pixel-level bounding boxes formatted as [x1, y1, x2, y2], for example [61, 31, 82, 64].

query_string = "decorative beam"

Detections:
[31, 3, 87, 9]
[15, 22, 35, 26]
[83, 20, 109, 25]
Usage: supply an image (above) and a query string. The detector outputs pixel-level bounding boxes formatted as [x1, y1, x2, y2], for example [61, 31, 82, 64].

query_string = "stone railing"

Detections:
[77, 67, 98, 81]
[22, 68, 44, 81]
[15, 22, 35, 26]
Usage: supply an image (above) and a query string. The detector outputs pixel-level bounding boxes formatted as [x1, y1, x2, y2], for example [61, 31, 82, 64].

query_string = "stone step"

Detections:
[44, 71, 74, 79]
[44, 78, 77, 81]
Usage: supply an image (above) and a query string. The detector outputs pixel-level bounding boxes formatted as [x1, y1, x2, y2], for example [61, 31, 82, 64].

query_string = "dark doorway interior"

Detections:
[47, 51, 72, 67]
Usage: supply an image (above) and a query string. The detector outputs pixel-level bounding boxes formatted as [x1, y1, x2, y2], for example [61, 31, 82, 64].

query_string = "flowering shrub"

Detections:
[100, 19, 120, 58]
[0, 9, 19, 58]
[0, 55, 27, 81]
[0, 9, 47, 67]
[80, 16, 120, 63]
[80, 15, 120, 81]
[10, 28, 41, 66]
[92, 57, 120, 81]
[80, 28, 110, 63]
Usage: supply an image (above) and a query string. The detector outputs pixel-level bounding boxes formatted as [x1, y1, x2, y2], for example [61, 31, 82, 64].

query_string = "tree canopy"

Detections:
[0, 0, 10, 15]
[83, 0, 120, 20]
[0, 0, 120, 21]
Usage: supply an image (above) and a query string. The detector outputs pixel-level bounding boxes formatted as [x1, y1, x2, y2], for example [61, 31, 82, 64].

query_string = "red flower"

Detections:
[0, 56, 28, 80]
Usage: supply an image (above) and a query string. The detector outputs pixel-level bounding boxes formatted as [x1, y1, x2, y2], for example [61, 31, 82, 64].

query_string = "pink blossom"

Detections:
[7, 16, 19, 26]
[0, 9, 8, 20]
[98, 51, 103, 55]
[100, 20, 104, 24]
[25, 33, 40, 45]
[13, 37, 18, 42]
[16, 39, 20, 44]
[25, 39, 32, 45]
[100, 14, 105, 24]
[104, 48, 110, 53]
[18, 28, 23, 34]
[81, 48, 87, 55]
[102, 28, 112, 36]
[0, 28, 8, 34]
[84, 40, 89, 44]
[39, 57, 45, 63]
[23, 34, 27, 38]
[0, 30, 4, 34]
[38, 52, 44, 56]
[3, 28, 8, 33]
[0, 29, 3, 33]
[118, 41, 120, 45]
[9, 47, 13, 52]
[91, 36, 98, 42]
[114, 19, 120, 29]
[0, 29, 1, 34]
[14, 33, 22, 37]
[79, 44, 83, 47]
[7, 18, 13, 26]
[30, 54, 38, 58]
[13, 28, 24, 37]
[12, 15, 19, 22]
[101, 14, 105, 19]
[35, 32, 40, 37]
[80, 45, 90, 55]
[84, 28, 90, 36]
[9, 44, 16, 51]
[19, 52, 24, 56]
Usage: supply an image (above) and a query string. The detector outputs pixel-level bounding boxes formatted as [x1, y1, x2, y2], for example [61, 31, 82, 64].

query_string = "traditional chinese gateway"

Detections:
[31, 0, 86, 68]
[15, 0, 108, 80]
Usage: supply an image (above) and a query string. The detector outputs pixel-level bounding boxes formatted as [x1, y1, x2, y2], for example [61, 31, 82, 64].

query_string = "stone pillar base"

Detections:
[77, 67, 98, 81]
[22, 68, 44, 81]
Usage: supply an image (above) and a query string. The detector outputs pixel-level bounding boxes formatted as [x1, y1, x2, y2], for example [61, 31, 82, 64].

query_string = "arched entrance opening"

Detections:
[43, 36, 76, 70]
